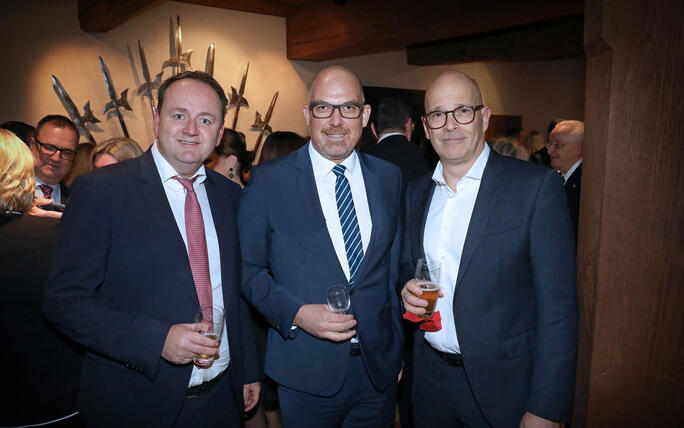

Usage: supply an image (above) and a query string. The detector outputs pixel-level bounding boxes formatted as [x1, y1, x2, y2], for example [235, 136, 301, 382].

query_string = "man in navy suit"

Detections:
[400, 71, 578, 428]
[239, 65, 403, 428]
[44, 71, 259, 427]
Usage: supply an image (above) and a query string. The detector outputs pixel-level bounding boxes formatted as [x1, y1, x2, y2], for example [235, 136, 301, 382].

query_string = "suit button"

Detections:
[349, 289, 355, 296]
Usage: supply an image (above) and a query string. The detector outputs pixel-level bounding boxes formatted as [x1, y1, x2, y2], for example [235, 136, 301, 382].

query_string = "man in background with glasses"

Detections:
[400, 71, 578, 428]
[239, 65, 403, 427]
[30, 115, 79, 207]
[548, 120, 584, 241]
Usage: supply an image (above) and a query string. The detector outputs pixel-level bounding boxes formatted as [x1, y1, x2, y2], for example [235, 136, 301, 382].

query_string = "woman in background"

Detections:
[0, 129, 84, 427]
[257, 131, 305, 164]
[205, 128, 254, 187]
[91, 137, 143, 168]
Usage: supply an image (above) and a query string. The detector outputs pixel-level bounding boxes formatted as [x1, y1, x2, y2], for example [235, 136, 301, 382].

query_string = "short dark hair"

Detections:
[35, 115, 79, 141]
[372, 96, 412, 134]
[259, 131, 306, 163]
[157, 71, 228, 122]
[0, 121, 36, 146]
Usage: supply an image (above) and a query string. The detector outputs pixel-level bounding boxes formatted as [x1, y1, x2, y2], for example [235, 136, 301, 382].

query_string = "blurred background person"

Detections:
[1, 120, 36, 147]
[205, 128, 254, 187]
[504, 126, 525, 146]
[489, 137, 529, 161]
[257, 131, 305, 164]
[522, 130, 545, 160]
[0, 129, 84, 427]
[64, 143, 95, 188]
[91, 137, 144, 168]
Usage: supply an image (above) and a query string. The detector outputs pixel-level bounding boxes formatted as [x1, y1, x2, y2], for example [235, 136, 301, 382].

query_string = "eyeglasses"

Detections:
[545, 141, 578, 150]
[308, 102, 364, 119]
[423, 105, 484, 129]
[34, 139, 77, 160]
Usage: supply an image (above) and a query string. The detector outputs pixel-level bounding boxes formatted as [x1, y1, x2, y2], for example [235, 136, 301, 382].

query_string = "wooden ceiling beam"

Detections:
[406, 15, 585, 65]
[286, 0, 584, 61]
[77, 0, 164, 32]
[176, 0, 300, 18]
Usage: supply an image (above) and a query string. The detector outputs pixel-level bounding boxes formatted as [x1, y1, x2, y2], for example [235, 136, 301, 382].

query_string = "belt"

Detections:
[427, 342, 463, 367]
[350, 342, 361, 356]
[185, 370, 225, 399]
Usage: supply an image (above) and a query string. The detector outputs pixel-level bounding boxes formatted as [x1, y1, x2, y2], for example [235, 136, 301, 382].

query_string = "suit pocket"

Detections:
[504, 330, 535, 359]
[483, 219, 523, 236]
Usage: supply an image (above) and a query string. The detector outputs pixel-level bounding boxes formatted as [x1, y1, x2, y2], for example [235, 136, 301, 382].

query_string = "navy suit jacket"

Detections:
[564, 162, 582, 243]
[239, 145, 404, 396]
[44, 150, 257, 427]
[399, 150, 578, 427]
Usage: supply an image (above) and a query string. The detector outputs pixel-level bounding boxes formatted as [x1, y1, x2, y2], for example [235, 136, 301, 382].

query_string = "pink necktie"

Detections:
[173, 176, 213, 321]
[39, 184, 53, 199]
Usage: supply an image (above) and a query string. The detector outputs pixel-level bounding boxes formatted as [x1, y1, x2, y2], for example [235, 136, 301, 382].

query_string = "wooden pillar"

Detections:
[574, 0, 684, 425]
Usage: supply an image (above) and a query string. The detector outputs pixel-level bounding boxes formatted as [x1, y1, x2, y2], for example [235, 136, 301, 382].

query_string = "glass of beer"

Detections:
[326, 284, 351, 314]
[415, 258, 441, 318]
[193, 304, 224, 368]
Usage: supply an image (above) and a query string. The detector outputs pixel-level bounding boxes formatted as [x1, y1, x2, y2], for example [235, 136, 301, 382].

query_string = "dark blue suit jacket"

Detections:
[400, 150, 578, 427]
[239, 145, 403, 396]
[44, 150, 257, 427]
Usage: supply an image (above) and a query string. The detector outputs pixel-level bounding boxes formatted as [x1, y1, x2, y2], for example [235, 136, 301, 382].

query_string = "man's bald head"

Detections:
[425, 71, 483, 112]
[308, 65, 365, 104]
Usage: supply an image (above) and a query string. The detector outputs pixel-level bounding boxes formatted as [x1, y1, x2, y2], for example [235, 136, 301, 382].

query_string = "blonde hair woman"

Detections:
[0, 129, 36, 214]
[91, 137, 143, 168]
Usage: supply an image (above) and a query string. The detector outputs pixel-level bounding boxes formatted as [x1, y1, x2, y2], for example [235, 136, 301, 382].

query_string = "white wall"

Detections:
[0, 0, 584, 149]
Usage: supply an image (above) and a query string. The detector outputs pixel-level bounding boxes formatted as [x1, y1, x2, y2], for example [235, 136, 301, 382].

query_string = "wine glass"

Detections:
[326, 284, 351, 314]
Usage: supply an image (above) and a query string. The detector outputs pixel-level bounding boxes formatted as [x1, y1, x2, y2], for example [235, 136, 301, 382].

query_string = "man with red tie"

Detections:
[44, 71, 259, 427]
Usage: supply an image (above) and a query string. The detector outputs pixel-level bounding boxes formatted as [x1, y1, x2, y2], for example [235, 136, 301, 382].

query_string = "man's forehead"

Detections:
[426, 73, 481, 109]
[38, 124, 78, 146]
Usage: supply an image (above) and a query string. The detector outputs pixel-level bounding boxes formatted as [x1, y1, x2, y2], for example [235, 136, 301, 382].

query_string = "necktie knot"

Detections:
[173, 175, 199, 193]
[38, 184, 53, 199]
[332, 164, 346, 178]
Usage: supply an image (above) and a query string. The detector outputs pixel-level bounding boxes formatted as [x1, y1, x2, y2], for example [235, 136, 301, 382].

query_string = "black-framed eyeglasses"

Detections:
[308, 102, 365, 119]
[545, 141, 578, 150]
[423, 105, 484, 129]
[34, 139, 77, 160]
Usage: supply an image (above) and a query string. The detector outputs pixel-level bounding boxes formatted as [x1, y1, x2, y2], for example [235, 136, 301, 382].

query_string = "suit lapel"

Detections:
[352, 152, 385, 285]
[137, 150, 199, 305]
[204, 173, 232, 313]
[413, 177, 436, 262]
[454, 151, 504, 291]
[294, 147, 347, 280]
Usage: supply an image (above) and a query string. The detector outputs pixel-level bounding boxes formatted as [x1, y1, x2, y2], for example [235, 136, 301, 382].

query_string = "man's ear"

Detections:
[215, 126, 224, 148]
[361, 104, 371, 128]
[404, 118, 414, 141]
[303, 105, 311, 127]
[481, 106, 492, 133]
[153, 111, 160, 138]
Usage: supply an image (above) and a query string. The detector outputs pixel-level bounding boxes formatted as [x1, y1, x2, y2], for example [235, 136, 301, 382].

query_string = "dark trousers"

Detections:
[413, 343, 492, 428]
[175, 368, 242, 427]
[277, 355, 397, 428]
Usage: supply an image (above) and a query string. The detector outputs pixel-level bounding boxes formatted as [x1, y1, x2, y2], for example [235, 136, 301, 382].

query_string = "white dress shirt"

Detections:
[377, 132, 404, 144]
[309, 142, 372, 281]
[151, 143, 230, 387]
[35, 177, 62, 204]
[423, 144, 490, 354]
[563, 159, 582, 184]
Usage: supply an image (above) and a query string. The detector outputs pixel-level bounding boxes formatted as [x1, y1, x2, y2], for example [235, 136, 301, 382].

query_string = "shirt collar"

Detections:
[308, 141, 359, 179]
[151, 141, 207, 184]
[377, 132, 404, 144]
[563, 158, 583, 182]
[431, 143, 490, 188]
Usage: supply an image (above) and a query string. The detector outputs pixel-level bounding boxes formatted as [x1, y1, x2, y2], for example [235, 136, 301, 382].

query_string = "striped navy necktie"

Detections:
[332, 164, 364, 286]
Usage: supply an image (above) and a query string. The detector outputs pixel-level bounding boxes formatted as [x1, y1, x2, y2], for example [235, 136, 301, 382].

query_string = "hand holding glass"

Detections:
[193, 304, 224, 368]
[326, 284, 351, 314]
[415, 258, 442, 318]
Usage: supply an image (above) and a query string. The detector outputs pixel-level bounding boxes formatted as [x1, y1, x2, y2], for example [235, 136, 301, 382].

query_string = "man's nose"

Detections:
[445, 113, 460, 131]
[184, 119, 198, 135]
[329, 107, 344, 126]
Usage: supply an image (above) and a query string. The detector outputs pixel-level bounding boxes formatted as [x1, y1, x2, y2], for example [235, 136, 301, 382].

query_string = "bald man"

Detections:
[239, 65, 403, 427]
[400, 71, 578, 428]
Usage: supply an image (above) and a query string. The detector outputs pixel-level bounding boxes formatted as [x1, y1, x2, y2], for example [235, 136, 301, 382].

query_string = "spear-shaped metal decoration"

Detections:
[229, 63, 249, 130]
[136, 40, 162, 118]
[51, 75, 99, 145]
[99, 56, 132, 138]
[252, 91, 279, 164]
[205, 43, 215, 77]
[162, 15, 193, 75]
[250, 112, 271, 135]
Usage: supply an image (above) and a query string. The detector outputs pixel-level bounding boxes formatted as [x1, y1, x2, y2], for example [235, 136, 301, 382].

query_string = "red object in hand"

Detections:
[403, 311, 442, 332]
